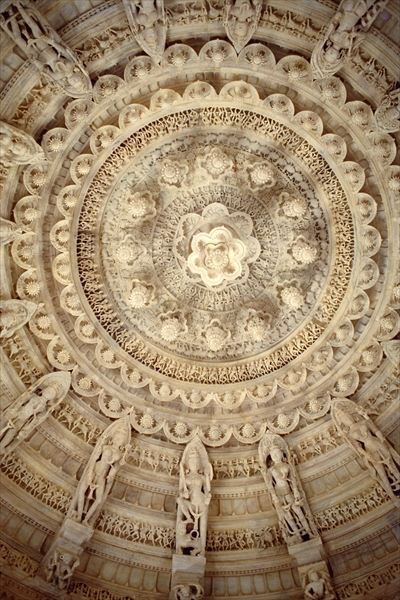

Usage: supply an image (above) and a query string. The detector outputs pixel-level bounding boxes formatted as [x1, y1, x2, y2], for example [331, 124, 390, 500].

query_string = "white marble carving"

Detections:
[67, 416, 131, 525]
[332, 399, 400, 502]
[259, 433, 318, 544]
[176, 436, 213, 556]
[0, 1, 91, 97]
[0, 121, 44, 166]
[122, 0, 166, 63]
[0, 299, 37, 338]
[311, 1, 389, 78]
[0, 371, 71, 456]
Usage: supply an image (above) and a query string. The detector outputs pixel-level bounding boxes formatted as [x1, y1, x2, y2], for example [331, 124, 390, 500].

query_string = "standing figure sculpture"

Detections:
[332, 399, 400, 501]
[0, 1, 91, 97]
[258, 433, 318, 544]
[0, 299, 37, 338]
[224, 0, 262, 53]
[302, 567, 336, 599]
[0, 372, 71, 456]
[176, 436, 213, 556]
[123, 0, 166, 63]
[68, 416, 131, 526]
[311, 0, 389, 78]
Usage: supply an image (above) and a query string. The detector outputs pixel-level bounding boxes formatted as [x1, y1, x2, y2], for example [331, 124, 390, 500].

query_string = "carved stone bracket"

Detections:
[0, 371, 71, 457]
[0, 121, 44, 166]
[170, 555, 205, 600]
[0, 1, 91, 97]
[122, 0, 166, 63]
[42, 518, 93, 591]
[298, 559, 337, 600]
[331, 398, 400, 504]
[311, 0, 389, 79]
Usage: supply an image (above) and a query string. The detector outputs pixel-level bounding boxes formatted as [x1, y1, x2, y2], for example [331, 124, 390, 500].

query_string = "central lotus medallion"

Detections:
[179, 203, 261, 289]
[187, 226, 246, 287]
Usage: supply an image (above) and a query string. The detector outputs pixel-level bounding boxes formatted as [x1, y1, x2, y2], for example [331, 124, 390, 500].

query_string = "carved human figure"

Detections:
[174, 583, 204, 600]
[303, 568, 336, 600]
[123, 0, 166, 61]
[0, 299, 37, 338]
[45, 549, 79, 590]
[311, 1, 389, 78]
[375, 88, 400, 133]
[259, 433, 318, 544]
[332, 399, 400, 501]
[0, 122, 44, 167]
[176, 436, 213, 556]
[68, 417, 131, 525]
[0, 1, 91, 97]
[0, 372, 71, 456]
[224, 0, 262, 52]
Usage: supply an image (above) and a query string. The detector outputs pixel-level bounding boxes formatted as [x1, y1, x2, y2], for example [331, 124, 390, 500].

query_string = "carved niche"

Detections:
[122, 0, 166, 63]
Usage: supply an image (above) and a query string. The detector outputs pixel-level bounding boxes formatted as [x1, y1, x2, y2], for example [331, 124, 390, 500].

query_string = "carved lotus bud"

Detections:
[292, 238, 317, 265]
[160, 311, 187, 342]
[280, 192, 307, 218]
[244, 309, 270, 342]
[203, 319, 231, 352]
[174, 422, 188, 437]
[126, 190, 156, 222]
[188, 226, 247, 288]
[140, 413, 155, 429]
[128, 279, 156, 309]
[248, 162, 276, 189]
[241, 423, 256, 438]
[200, 147, 233, 178]
[208, 424, 222, 441]
[280, 285, 304, 310]
[159, 159, 188, 187]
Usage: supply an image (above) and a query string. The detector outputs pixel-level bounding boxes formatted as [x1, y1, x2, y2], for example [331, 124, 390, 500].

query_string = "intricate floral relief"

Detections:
[125, 190, 157, 223]
[128, 279, 156, 308]
[202, 319, 231, 352]
[159, 158, 189, 187]
[188, 226, 246, 287]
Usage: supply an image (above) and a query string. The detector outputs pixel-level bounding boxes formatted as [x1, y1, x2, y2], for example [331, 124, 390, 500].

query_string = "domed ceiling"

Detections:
[0, 1, 399, 599]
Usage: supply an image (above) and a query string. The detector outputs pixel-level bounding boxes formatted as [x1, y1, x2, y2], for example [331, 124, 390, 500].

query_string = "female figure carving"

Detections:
[176, 436, 213, 556]
[68, 417, 131, 526]
[332, 399, 400, 501]
[259, 433, 318, 544]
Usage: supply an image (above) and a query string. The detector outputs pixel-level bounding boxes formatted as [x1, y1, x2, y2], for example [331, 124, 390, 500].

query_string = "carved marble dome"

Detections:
[0, 1, 399, 599]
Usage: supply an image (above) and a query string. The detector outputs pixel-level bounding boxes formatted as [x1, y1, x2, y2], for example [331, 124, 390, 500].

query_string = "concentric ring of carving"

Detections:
[75, 105, 352, 383]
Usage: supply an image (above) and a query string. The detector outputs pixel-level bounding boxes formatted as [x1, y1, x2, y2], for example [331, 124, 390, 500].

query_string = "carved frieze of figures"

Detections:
[176, 436, 213, 557]
[0, 122, 44, 167]
[258, 433, 318, 545]
[67, 416, 131, 526]
[224, 0, 262, 53]
[299, 561, 337, 600]
[173, 583, 204, 600]
[0, 371, 71, 456]
[0, 299, 37, 338]
[122, 0, 166, 63]
[0, 1, 91, 97]
[311, 0, 389, 78]
[331, 399, 400, 502]
[375, 88, 400, 133]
